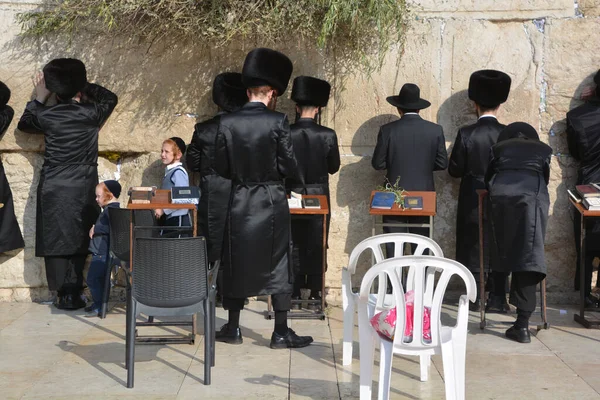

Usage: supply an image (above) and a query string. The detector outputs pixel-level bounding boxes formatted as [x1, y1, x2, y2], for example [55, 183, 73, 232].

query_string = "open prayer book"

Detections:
[288, 191, 303, 208]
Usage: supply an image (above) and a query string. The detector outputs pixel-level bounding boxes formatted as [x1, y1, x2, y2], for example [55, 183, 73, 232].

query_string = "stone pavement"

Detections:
[1, 299, 600, 399]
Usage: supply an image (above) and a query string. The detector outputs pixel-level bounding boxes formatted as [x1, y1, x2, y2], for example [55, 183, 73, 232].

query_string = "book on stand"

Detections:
[403, 196, 423, 210]
[576, 184, 600, 198]
[371, 192, 395, 209]
[302, 198, 321, 209]
[171, 186, 200, 204]
[583, 197, 600, 211]
[128, 186, 156, 204]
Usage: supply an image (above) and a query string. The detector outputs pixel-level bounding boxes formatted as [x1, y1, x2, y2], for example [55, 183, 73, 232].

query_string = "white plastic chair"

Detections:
[358, 256, 477, 400]
[341, 233, 443, 366]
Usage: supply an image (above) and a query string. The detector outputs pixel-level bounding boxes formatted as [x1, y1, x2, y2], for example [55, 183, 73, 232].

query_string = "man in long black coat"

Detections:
[372, 83, 448, 255]
[286, 76, 340, 305]
[486, 122, 552, 343]
[567, 69, 600, 306]
[186, 72, 247, 264]
[214, 48, 312, 349]
[0, 81, 25, 253]
[18, 59, 118, 310]
[448, 70, 511, 312]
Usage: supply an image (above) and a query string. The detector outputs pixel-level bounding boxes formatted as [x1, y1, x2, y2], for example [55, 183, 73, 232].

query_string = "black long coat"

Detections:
[285, 118, 340, 274]
[17, 84, 118, 256]
[186, 113, 231, 263]
[215, 102, 300, 298]
[567, 98, 600, 252]
[485, 135, 552, 275]
[372, 114, 448, 191]
[0, 105, 25, 253]
[448, 117, 505, 272]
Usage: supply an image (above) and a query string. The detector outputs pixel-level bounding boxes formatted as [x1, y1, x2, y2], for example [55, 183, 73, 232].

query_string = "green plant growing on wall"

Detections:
[376, 176, 407, 209]
[17, 0, 407, 72]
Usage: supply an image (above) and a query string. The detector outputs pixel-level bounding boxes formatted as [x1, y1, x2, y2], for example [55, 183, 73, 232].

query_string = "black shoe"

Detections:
[84, 304, 95, 313]
[215, 324, 243, 345]
[485, 295, 508, 314]
[270, 328, 313, 349]
[244, 298, 249, 305]
[469, 299, 481, 312]
[55, 294, 86, 310]
[505, 326, 531, 343]
[584, 295, 600, 309]
[308, 295, 322, 311]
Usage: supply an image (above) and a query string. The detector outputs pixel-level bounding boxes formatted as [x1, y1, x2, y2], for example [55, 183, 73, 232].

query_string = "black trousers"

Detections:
[492, 271, 542, 313]
[382, 215, 430, 257]
[160, 214, 192, 238]
[223, 293, 291, 312]
[44, 255, 87, 295]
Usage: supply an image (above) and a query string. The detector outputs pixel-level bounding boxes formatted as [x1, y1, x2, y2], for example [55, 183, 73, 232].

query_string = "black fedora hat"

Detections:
[0, 81, 10, 107]
[469, 69, 511, 108]
[291, 76, 331, 107]
[386, 83, 431, 110]
[212, 72, 248, 112]
[242, 48, 293, 96]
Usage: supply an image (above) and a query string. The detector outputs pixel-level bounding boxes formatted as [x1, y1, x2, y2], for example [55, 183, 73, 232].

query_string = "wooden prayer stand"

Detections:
[570, 198, 600, 328]
[265, 195, 329, 320]
[477, 189, 549, 331]
[369, 191, 436, 239]
[127, 189, 199, 344]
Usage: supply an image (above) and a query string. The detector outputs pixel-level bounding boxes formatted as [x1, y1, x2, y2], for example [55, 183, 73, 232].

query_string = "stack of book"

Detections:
[575, 184, 600, 211]
[128, 186, 156, 204]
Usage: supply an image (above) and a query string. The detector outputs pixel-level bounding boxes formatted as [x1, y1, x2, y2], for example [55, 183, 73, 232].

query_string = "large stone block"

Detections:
[579, 0, 600, 16]
[333, 19, 443, 154]
[409, 0, 573, 18]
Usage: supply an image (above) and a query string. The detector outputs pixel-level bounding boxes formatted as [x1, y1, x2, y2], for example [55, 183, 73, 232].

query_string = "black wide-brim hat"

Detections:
[386, 83, 431, 110]
[291, 76, 331, 107]
[242, 48, 293, 96]
[213, 72, 248, 112]
[0, 81, 10, 107]
[43, 58, 87, 100]
[498, 122, 539, 142]
[468, 69, 512, 108]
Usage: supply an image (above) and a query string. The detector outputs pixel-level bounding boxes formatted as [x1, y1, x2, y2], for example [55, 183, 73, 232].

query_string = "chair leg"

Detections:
[203, 299, 212, 385]
[125, 283, 131, 370]
[359, 335, 376, 400]
[101, 263, 114, 319]
[420, 354, 431, 382]
[342, 298, 355, 366]
[126, 300, 136, 388]
[210, 296, 216, 367]
[378, 340, 393, 400]
[453, 335, 467, 400]
[441, 340, 457, 400]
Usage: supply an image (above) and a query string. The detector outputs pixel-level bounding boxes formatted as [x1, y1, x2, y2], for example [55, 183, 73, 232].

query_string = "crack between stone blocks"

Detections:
[438, 19, 446, 99]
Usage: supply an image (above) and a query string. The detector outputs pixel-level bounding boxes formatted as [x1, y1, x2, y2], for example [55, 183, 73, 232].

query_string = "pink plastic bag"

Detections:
[370, 290, 432, 344]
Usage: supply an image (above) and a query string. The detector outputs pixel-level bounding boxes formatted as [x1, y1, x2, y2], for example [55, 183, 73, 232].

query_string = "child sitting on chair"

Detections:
[155, 137, 191, 236]
[86, 180, 121, 317]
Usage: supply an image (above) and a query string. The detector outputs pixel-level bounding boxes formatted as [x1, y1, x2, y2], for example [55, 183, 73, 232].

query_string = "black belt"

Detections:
[44, 162, 98, 167]
[234, 181, 282, 186]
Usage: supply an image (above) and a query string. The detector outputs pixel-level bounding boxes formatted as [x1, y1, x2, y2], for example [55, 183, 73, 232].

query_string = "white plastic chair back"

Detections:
[342, 233, 443, 365]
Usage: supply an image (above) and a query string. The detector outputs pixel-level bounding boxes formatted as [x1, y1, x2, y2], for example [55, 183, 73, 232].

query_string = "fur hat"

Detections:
[242, 48, 293, 95]
[291, 76, 331, 107]
[386, 83, 431, 110]
[213, 72, 248, 112]
[43, 58, 87, 100]
[0, 81, 10, 107]
[468, 70, 512, 108]
[498, 122, 539, 142]
[103, 180, 122, 198]
[170, 137, 186, 155]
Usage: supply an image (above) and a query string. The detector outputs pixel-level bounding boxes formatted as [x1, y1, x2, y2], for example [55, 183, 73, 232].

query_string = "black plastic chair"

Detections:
[125, 236, 215, 388]
[101, 208, 132, 319]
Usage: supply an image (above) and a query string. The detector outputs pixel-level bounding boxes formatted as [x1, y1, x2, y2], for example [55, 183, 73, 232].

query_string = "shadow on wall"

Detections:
[546, 71, 599, 292]
[336, 114, 397, 286]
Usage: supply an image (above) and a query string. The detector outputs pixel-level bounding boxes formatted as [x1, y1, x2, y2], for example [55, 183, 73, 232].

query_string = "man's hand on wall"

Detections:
[33, 72, 51, 104]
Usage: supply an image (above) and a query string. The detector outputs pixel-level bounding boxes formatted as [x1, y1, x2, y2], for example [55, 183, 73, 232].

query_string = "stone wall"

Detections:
[1, 0, 599, 303]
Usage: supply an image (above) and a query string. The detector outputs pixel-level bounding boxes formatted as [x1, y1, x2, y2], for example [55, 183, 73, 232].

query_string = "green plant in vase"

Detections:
[376, 177, 407, 209]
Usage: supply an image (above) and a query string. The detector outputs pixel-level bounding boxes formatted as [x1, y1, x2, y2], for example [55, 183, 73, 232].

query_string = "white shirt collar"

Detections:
[403, 112, 419, 116]
[478, 114, 497, 120]
[166, 161, 183, 171]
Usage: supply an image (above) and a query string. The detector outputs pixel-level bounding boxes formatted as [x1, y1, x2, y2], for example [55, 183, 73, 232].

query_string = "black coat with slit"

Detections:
[485, 136, 552, 276]
[0, 105, 25, 253]
[17, 84, 118, 257]
[448, 116, 505, 272]
[285, 118, 340, 274]
[186, 113, 231, 263]
[215, 102, 300, 298]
